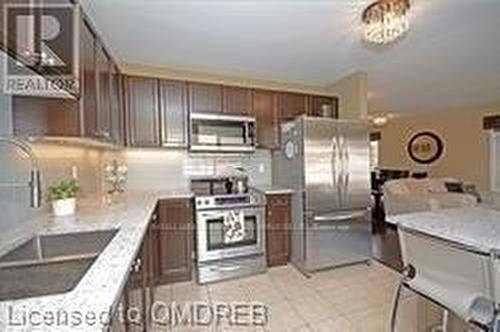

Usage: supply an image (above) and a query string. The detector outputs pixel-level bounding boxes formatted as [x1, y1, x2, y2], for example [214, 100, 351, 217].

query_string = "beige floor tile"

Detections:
[244, 279, 288, 305]
[270, 272, 316, 300]
[257, 300, 308, 332]
[291, 325, 313, 332]
[320, 286, 376, 316]
[239, 273, 275, 287]
[254, 325, 311, 332]
[274, 282, 316, 300]
[154, 263, 423, 332]
[346, 306, 391, 332]
[170, 322, 218, 332]
[150, 326, 170, 332]
[156, 285, 173, 299]
[208, 278, 243, 292]
[210, 285, 250, 303]
[288, 293, 342, 324]
[309, 316, 358, 332]
[158, 304, 219, 332]
[217, 322, 260, 332]
[268, 265, 307, 284]
[305, 272, 347, 291]
[171, 282, 210, 305]
[368, 288, 395, 308]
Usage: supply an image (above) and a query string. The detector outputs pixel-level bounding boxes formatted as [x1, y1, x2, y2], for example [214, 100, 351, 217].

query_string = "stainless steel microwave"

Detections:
[189, 113, 256, 152]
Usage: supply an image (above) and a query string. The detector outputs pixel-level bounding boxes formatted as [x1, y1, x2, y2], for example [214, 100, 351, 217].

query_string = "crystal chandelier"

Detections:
[362, 0, 410, 45]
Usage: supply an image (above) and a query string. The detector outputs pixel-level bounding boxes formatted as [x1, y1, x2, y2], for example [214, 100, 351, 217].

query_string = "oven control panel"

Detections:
[195, 194, 263, 210]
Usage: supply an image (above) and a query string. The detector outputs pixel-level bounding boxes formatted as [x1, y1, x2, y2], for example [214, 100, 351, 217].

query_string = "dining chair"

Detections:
[391, 226, 499, 331]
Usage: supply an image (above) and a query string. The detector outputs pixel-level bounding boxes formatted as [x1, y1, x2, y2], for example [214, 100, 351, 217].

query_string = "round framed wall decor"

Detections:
[407, 131, 444, 164]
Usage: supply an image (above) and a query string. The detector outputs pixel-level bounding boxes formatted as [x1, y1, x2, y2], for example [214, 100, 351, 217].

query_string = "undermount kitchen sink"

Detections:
[0, 229, 118, 301]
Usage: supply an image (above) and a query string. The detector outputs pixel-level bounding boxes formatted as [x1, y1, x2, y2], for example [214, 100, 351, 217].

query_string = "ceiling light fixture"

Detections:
[362, 0, 410, 45]
[372, 116, 389, 127]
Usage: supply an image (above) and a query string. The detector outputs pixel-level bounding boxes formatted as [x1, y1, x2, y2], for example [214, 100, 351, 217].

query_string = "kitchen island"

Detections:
[0, 190, 192, 332]
[387, 207, 500, 254]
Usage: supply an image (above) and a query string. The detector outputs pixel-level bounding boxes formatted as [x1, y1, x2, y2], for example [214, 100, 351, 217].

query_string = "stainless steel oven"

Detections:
[192, 176, 267, 284]
[196, 206, 265, 263]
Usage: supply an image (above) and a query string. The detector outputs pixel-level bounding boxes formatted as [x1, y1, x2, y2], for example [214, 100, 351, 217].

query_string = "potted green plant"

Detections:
[47, 179, 81, 217]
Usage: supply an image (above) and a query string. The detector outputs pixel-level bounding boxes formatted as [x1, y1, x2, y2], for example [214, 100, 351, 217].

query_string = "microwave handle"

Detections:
[246, 122, 255, 145]
[243, 122, 247, 144]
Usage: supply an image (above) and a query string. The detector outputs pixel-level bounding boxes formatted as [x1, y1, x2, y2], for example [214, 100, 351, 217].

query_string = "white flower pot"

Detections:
[52, 198, 76, 217]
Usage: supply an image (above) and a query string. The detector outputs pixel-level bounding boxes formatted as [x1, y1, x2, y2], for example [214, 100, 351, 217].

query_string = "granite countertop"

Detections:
[0, 189, 193, 332]
[387, 207, 500, 254]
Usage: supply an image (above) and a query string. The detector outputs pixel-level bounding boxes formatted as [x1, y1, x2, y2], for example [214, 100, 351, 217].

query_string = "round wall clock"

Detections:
[407, 131, 444, 164]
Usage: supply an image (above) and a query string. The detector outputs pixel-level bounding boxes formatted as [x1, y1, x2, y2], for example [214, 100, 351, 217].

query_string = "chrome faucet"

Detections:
[0, 137, 42, 208]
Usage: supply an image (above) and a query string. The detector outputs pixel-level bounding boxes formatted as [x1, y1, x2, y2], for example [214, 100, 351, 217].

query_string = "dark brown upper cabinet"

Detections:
[252, 89, 280, 149]
[308, 95, 339, 118]
[223, 86, 253, 115]
[96, 44, 112, 141]
[188, 82, 222, 114]
[279, 92, 308, 121]
[158, 80, 188, 147]
[80, 19, 99, 138]
[125, 76, 160, 147]
[12, 96, 79, 137]
[9, 9, 127, 141]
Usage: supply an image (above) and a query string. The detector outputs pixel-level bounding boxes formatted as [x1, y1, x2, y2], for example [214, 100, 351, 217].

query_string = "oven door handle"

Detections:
[199, 211, 227, 218]
[209, 265, 241, 272]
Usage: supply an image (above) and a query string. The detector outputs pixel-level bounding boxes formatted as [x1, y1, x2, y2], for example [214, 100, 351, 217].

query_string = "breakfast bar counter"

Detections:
[387, 207, 500, 254]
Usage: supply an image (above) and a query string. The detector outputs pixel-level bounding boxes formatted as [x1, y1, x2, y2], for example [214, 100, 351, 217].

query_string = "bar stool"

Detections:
[391, 226, 499, 331]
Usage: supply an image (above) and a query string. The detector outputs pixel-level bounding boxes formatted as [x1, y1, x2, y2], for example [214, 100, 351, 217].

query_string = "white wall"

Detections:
[326, 71, 368, 120]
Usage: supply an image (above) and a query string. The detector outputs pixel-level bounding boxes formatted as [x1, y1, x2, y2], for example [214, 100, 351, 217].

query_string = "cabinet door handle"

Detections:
[134, 258, 142, 272]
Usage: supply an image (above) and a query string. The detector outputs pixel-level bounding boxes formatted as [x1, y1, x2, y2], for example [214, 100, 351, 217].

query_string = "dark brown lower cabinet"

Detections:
[110, 213, 156, 332]
[109, 293, 126, 332]
[266, 194, 292, 267]
[109, 199, 194, 331]
[156, 198, 193, 285]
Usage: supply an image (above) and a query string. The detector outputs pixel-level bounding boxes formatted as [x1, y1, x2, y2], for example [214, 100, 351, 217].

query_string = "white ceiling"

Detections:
[80, 0, 500, 115]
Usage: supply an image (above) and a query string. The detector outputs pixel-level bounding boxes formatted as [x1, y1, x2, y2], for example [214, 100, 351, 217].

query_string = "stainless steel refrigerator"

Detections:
[272, 116, 372, 273]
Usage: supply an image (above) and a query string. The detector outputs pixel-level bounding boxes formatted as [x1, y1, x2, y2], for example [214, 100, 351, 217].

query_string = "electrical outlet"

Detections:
[258, 163, 265, 174]
[71, 165, 78, 179]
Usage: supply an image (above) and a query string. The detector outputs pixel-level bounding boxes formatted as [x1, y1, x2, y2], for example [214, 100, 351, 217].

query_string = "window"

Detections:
[490, 130, 500, 192]
[369, 140, 379, 170]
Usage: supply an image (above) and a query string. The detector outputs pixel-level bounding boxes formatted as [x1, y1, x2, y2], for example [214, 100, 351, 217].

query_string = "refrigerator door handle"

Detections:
[331, 136, 339, 191]
[337, 134, 345, 204]
[343, 136, 350, 201]
[314, 209, 368, 223]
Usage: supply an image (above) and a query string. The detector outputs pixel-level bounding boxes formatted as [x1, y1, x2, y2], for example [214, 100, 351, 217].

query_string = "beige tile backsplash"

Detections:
[125, 148, 272, 191]
[0, 143, 272, 235]
[0, 142, 119, 234]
